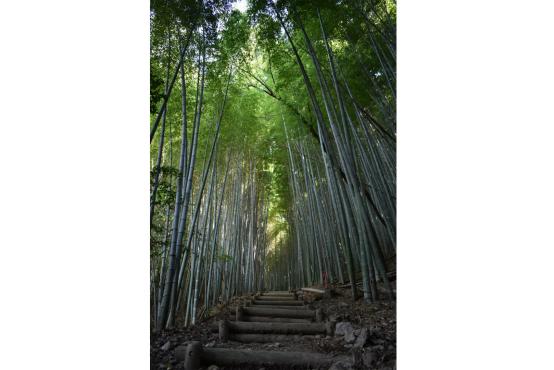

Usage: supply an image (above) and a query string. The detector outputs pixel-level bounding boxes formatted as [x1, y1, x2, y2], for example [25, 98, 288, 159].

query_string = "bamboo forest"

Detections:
[150, 0, 396, 368]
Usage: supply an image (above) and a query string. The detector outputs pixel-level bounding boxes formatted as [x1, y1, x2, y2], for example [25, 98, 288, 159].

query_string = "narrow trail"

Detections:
[152, 286, 396, 369]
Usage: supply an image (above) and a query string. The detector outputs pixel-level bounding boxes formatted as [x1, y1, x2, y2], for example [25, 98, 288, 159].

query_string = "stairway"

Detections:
[175, 290, 353, 370]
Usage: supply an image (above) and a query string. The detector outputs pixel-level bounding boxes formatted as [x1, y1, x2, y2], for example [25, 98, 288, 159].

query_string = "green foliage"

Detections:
[150, 62, 165, 114]
[150, 0, 396, 260]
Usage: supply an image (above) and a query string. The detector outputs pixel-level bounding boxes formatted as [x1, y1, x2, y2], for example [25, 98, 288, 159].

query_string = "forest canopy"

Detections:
[150, 0, 396, 330]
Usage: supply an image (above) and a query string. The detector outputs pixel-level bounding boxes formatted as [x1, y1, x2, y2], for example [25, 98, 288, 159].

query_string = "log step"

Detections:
[177, 341, 352, 370]
[255, 295, 297, 301]
[243, 307, 317, 319]
[226, 333, 317, 343]
[239, 316, 312, 323]
[251, 300, 304, 306]
[219, 320, 334, 339]
[261, 290, 291, 294]
[260, 292, 296, 297]
[245, 302, 310, 310]
[261, 293, 295, 297]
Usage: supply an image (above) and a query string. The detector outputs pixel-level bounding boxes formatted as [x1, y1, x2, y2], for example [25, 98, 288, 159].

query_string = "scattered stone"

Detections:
[353, 328, 369, 348]
[335, 322, 356, 343]
[334, 322, 351, 336]
[161, 341, 171, 351]
[345, 334, 355, 343]
[362, 350, 375, 367]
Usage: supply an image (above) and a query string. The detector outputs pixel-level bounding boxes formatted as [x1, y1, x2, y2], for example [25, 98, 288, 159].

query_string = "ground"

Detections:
[151, 286, 396, 369]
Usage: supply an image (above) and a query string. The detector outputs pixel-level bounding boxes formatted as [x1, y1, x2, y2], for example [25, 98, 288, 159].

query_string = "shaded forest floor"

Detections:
[151, 285, 396, 369]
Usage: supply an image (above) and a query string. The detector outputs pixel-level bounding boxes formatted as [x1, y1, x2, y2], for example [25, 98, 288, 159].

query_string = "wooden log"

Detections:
[222, 320, 329, 335]
[218, 320, 230, 342]
[176, 343, 352, 370]
[251, 304, 310, 310]
[251, 300, 304, 306]
[227, 333, 316, 343]
[262, 290, 290, 294]
[315, 308, 323, 322]
[327, 320, 336, 336]
[301, 287, 330, 298]
[245, 299, 307, 307]
[236, 306, 244, 321]
[302, 287, 326, 294]
[182, 341, 202, 370]
[243, 307, 315, 318]
[255, 295, 297, 301]
[261, 292, 296, 298]
[261, 292, 295, 297]
[241, 315, 312, 323]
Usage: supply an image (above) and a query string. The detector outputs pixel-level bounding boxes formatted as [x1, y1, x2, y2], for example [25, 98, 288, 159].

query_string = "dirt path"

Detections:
[151, 287, 396, 369]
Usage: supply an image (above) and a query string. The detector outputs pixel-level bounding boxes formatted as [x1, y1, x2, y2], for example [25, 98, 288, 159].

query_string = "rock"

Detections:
[207, 366, 220, 370]
[161, 341, 171, 351]
[334, 322, 351, 336]
[362, 350, 375, 367]
[335, 322, 356, 343]
[345, 333, 355, 343]
[353, 328, 369, 348]
[329, 360, 354, 370]
[205, 341, 216, 347]
[339, 302, 349, 308]
[372, 344, 385, 351]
